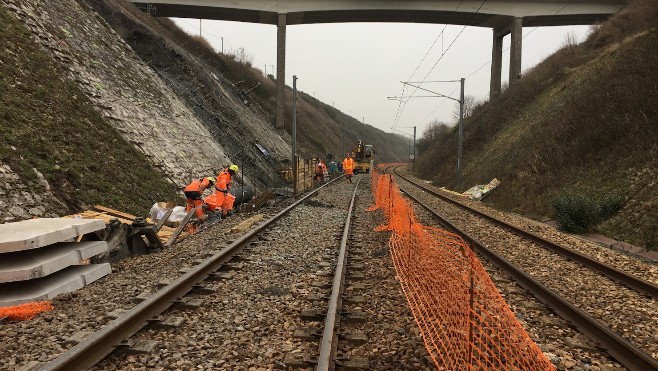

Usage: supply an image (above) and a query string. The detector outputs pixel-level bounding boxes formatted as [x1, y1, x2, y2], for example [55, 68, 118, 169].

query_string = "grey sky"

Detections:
[173, 18, 590, 137]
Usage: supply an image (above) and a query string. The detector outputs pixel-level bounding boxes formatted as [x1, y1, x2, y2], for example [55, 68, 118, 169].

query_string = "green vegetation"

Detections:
[417, 0, 658, 247]
[552, 191, 623, 234]
[0, 5, 180, 216]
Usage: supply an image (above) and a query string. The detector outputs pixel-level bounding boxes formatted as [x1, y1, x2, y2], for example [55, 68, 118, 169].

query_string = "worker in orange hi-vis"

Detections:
[315, 159, 327, 185]
[343, 153, 355, 184]
[184, 176, 216, 220]
[215, 164, 239, 215]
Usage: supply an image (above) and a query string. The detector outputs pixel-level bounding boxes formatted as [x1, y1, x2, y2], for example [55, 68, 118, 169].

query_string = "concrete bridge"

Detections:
[132, 0, 626, 128]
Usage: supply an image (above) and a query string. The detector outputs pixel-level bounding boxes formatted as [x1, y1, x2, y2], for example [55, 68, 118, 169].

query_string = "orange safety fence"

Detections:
[368, 166, 553, 370]
[0, 301, 54, 321]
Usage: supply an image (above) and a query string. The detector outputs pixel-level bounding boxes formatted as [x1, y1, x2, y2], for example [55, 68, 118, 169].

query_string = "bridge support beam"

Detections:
[509, 17, 523, 85]
[276, 13, 286, 129]
[489, 17, 523, 100]
[490, 32, 503, 99]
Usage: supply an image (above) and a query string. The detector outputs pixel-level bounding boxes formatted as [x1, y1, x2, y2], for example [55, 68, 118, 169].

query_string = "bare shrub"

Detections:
[189, 35, 213, 51]
[561, 30, 580, 49]
[585, 0, 657, 49]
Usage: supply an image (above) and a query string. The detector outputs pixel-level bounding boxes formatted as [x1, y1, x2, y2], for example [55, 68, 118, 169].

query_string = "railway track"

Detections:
[284, 175, 368, 369]
[7, 174, 432, 370]
[38, 177, 345, 370]
[391, 167, 658, 371]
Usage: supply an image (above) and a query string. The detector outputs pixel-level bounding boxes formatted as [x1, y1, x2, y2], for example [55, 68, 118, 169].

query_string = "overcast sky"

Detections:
[172, 17, 591, 137]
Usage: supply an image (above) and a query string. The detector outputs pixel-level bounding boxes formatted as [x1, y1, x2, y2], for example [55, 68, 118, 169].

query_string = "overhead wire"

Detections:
[414, 1, 580, 174]
[391, 0, 466, 128]
[392, 0, 488, 130]
[414, 0, 576, 136]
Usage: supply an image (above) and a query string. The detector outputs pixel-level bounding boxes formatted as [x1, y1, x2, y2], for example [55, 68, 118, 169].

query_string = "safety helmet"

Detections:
[229, 164, 239, 172]
[206, 177, 216, 184]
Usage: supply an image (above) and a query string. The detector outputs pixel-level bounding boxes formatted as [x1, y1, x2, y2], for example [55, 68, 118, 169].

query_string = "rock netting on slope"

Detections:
[0, 162, 62, 223]
[86, 0, 293, 190]
[3, 0, 232, 185]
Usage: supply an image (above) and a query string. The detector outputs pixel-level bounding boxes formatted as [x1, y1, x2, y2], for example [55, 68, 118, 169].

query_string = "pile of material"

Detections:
[462, 178, 501, 201]
[0, 218, 110, 308]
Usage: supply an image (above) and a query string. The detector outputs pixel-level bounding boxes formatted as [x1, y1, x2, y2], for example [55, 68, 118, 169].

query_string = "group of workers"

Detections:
[184, 164, 239, 222]
[186, 153, 355, 223]
[315, 153, 355, 184]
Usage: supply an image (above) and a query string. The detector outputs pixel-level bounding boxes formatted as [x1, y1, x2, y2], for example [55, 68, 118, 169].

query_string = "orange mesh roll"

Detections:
[0, 301, 54, 321]
[371, 167, 553, 370]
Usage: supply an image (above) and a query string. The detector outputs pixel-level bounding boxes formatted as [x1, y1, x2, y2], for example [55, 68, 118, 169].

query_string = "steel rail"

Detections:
[40, 177, 343, 371]
[316, 175, 363, 371]
[394, 176, 658, 371]
[393, 169, 658, 299]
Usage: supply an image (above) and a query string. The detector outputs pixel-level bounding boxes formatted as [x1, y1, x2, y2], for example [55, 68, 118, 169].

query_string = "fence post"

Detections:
[467, 244, 475, 370]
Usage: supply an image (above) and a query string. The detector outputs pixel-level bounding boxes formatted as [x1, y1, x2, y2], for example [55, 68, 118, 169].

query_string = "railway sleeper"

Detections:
[345, 295, 366, 304]
[191, 259, 206, 266]
[147, 315, 185, 329]
[132, 291, 151, 304]
[349, 272, 366, 281]
[338, 330, 368, 345]
[335, 354, 370, 369]
[340, 311, 367, 324]
[348, 263, 365, 271]
[282, 353, 318, 368]
[171, 297, 204, 309]
[115, 339, 159, 355]
[156, 279, 172, 289]
[106, 308, 126, 320]
[300, 310, 367, 323]
[204, 271, 235, 281]
[306, 293, 329, 301]
[293, 327, 322, 340]
[230, 255, 251, 263]
[62, 331, 94, 346]
[348, 283, 366, 291]
[218, 262, 243, 271]
[188, 284, 217, 295]
[300, 310, 324, 321]
[310, 281, 333, 288]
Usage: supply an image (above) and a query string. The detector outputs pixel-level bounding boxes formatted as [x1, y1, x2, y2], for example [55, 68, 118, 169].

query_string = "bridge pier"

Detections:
[276, 13, 286, 129]
[490, 17, 523, 100]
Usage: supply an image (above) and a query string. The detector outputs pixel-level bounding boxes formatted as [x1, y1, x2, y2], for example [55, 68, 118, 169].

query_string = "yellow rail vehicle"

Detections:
[352, 140, 374, 173]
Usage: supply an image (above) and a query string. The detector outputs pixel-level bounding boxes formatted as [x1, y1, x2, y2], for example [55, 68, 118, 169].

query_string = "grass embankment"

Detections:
[417, 0, 658, 248]
[0, 5, 180, 216]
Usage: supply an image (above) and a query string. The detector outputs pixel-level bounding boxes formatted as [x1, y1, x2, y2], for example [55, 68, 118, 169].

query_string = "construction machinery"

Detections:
[351, 140, 375, 173]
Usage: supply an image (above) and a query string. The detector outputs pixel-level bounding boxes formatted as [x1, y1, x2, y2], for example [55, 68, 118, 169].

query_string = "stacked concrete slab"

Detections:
[0, 218, 111, 307]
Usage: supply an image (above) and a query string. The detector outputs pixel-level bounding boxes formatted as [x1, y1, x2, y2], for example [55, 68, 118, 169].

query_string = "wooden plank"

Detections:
[92, 205, 137, 221]
[230, 214, 264, 233]
[155, 209, 173, 232]
[70, 205, 189, 245]
[164, 210, 195, 247]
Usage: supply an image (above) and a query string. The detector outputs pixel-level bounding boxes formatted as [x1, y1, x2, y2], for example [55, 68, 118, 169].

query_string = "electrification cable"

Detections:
[390, 0, 467, 128]
[392, 0, 488, 130]
[414, 0, 576, 137]
[415, 2, 580, 174]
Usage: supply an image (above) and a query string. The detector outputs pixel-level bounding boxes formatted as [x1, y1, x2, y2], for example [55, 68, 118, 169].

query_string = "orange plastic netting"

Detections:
[368, 166, 553, 370]
[0, 301, 54, 321]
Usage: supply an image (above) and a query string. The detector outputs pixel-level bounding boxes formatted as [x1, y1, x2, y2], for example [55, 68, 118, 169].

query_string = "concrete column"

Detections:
[276, 13, 286, 129]
[509, 17, 523, 85]
[489, 32, 503, 100]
